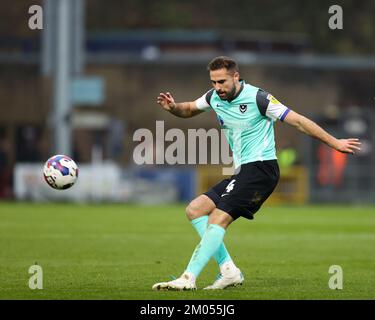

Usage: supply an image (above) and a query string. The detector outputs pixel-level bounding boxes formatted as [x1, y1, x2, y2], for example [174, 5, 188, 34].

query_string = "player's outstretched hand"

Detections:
[335, 138, 361, 154]
[157, 92, 175, 112]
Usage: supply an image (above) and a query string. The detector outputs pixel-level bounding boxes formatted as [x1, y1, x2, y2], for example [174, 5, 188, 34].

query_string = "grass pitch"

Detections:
[0, 202, 374, 300]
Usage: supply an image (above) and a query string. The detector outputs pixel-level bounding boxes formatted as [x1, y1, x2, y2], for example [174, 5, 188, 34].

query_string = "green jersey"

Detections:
[195, 80, 291, 168]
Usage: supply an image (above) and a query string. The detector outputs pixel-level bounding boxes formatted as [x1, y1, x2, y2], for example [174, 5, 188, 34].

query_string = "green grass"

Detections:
[0, 202, 374, 299]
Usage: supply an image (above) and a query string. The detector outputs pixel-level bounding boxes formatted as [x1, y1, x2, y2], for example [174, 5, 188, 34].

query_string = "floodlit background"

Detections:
[0, 0, 374, 300]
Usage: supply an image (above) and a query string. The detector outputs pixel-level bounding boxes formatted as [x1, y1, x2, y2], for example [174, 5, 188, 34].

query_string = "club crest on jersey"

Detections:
[239, 104, 247, 113]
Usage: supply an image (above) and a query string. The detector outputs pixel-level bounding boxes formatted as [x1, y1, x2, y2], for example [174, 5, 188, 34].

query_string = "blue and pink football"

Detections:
[43, 155, 78, 190]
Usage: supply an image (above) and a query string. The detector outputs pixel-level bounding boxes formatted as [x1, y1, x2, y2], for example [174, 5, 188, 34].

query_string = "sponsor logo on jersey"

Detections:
[239, 104, 247, 113]
[267, 94, 280, 105]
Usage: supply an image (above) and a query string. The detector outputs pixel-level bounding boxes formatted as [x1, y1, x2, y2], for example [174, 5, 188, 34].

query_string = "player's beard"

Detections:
[218, 84, 237, 101]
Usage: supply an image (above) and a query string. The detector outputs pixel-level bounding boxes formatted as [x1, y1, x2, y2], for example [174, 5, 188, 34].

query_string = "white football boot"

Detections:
[152, 272, 197, 291]
[204, 265, 244, 290]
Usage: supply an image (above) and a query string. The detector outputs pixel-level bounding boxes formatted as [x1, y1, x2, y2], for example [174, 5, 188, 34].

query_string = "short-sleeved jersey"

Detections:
[195, 80, 290, 168]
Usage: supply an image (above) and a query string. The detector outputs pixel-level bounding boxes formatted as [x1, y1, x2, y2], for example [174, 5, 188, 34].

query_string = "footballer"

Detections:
[153, 56, 361, 290]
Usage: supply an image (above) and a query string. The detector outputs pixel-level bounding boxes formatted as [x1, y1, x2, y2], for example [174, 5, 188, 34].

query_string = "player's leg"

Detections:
[186, 194, 233, 267]
[202, 207, 244, 290]
[205, 161, 280, 289]
[152, 208, 234, 291]
[152, 178, 244, 291]
[184, 208, 234, 276]
[152, 161, 279, 291]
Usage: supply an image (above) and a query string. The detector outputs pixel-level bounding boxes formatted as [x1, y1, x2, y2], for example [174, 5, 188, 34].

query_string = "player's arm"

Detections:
[283, 110, 361, 154]
[256, 89, 361, 154]
[157, 92, 204, 118]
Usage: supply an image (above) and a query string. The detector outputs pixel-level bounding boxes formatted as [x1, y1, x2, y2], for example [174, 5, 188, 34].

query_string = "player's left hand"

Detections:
[335, 138, 361, 154]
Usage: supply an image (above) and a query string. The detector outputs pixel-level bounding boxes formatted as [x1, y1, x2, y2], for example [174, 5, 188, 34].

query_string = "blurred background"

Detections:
[1, 0, 374, 205]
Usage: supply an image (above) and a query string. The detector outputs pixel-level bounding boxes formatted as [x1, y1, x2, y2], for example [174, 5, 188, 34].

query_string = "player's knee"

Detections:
[185, 202, 200, 220]
[185, 198, 207, 220]
[186, 195, 215, 221]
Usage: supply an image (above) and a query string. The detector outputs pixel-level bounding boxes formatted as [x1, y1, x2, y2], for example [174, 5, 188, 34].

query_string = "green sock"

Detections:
[186, 224, 226, 277]
[191, 216, 232, 266]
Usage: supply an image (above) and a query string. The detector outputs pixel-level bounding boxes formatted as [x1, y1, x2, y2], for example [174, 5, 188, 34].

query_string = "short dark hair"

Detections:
[207, 56, 239, 73]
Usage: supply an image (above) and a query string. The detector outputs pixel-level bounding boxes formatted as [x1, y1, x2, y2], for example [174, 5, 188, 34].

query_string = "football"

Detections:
[43, 155, 79, 190]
